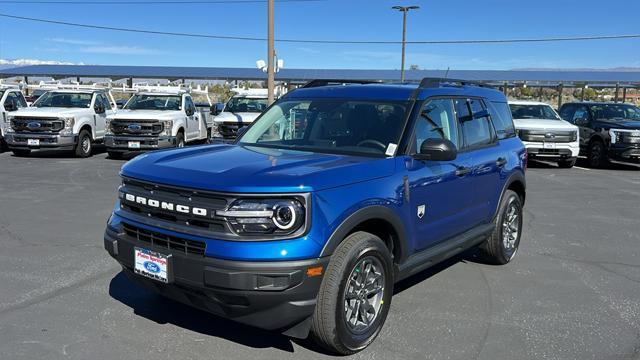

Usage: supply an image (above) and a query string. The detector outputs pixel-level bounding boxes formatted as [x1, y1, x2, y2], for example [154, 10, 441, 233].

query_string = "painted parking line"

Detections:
[574, 166, 591, 171]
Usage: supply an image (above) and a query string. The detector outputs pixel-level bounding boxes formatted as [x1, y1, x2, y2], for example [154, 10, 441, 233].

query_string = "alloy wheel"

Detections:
[343, 256, 386, 333]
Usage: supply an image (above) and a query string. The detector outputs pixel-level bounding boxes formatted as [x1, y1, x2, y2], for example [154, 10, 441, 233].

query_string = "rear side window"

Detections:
[487, 101, 516, 139]
[559, 104, 576, 121]
[456, 98, 494, 148]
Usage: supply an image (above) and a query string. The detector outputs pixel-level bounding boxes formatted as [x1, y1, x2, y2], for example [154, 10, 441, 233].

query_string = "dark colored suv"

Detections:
[559, 102, 640, 167]
[103, 79, 527, 354]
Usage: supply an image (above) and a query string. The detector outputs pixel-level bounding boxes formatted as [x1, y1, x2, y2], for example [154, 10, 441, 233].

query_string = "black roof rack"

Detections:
[417, 77, 493, 89]
[301, 79, 383, 89]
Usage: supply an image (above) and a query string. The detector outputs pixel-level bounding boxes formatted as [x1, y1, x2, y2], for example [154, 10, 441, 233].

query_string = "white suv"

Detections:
[510, 100, 580, 168]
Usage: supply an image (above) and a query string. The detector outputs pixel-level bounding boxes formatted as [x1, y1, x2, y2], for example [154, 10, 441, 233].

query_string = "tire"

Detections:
[557, 158, 576, 168]
[311, 231, 394, 355]
[176, 132, 185, 148]
[75, 129, 93, 158]
[587, 140, 607, 168]
[108, 151, 123, 160]
[12, 149, 31, 157]
[483, 190, 523, 265]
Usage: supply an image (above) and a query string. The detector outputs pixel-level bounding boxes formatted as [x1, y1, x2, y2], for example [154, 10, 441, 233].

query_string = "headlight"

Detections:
[60, 117, 75, 136]
[161, 120, 173, 136]
[217, 198, 306, 235]
[105, 118, 112, 135]
[571, 130, 578, 142]
[609, 129, 621, 144]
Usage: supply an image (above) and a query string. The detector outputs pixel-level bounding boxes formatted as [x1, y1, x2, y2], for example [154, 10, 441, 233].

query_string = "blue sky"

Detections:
[0, 0, 639, 70]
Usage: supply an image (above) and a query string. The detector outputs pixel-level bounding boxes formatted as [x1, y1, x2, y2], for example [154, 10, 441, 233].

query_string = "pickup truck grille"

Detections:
[111, 119, 164, 135]
[119, 177, 231, 235]
[11, 117, 64, 133]
[518, 129, 577, 143]
[123, 222, 206, 257]
[618, 132, 640, 145]
[218, 122, 242, 139]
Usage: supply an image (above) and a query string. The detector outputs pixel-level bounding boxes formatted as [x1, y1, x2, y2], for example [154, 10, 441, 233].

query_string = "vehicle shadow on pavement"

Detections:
[108, 271, 297, 353]
[7, 146, 108, 158]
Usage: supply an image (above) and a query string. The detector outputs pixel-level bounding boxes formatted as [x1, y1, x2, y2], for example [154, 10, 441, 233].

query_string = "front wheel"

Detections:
[176, 132, 185, 148]
[483, 190, 523, 265]
[75, 130, 93, 158]
[587, 140, 607, 168]
[311, 232, 393, 355]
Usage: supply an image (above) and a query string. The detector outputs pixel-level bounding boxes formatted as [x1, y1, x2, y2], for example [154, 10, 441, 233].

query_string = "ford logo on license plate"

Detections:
[143, 261, 161, 274]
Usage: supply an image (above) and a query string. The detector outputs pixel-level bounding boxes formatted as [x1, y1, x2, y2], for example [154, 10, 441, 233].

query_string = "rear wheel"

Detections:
[311, 232, 393, 355]
[75, 130, 93, 158]
[557, 158, 576, 168]
[483, 190, 523, 265]
[587, 140, 607, 168]
[12, 149, 31, 157]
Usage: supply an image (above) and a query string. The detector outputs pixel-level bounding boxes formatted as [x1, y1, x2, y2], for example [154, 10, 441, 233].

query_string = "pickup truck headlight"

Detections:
[161, 120, 173, 136]
[105, 118, 113, 135]
[609, 129, 625, 144]
[4, 116, 14, 133]
[59, 117, 75, 136]
[217, 198, 305, 235]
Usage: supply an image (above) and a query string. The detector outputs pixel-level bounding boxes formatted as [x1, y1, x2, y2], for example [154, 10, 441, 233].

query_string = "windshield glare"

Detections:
[33, 92, 93, 108]
[591, 104, 640, 121]
[238, 99, 408, 156]
[226, 97, 268, 113]
[124, 94, 182, 111]
[510, 104, 560, 120]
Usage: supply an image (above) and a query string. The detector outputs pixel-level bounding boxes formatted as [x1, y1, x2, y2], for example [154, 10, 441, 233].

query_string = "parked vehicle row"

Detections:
[210, 87, 276, 139]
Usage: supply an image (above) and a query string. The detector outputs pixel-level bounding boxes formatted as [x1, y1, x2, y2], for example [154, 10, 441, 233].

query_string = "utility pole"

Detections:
[267, 0, 275, 105]
[392, 5, 419, 83]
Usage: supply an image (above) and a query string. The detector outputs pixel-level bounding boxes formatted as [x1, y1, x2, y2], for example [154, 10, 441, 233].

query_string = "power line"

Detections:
[0, 0, 322, 3]
[1, 13, 640, 45]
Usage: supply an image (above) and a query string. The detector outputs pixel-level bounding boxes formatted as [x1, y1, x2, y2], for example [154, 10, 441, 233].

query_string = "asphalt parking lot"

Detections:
[1, 148, 639, 360]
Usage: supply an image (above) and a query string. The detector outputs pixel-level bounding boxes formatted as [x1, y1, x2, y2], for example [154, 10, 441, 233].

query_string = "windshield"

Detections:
[33, 92, 93, 108]
[590, 104, 640, 121]
[509, 104, 560, 120]
[124, 94, 182, 111]
[226, 97, 268, 113]
[238, 99, 408, 157]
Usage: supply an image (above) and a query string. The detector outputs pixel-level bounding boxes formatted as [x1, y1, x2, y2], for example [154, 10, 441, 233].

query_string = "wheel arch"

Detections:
[493, 171, 526, 222]
[319, 205, 409, 264]
[79, 123, 93, 139]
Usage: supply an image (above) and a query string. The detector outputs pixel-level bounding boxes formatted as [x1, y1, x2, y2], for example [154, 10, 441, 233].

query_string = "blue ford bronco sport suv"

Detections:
[104, 78, 526, 354]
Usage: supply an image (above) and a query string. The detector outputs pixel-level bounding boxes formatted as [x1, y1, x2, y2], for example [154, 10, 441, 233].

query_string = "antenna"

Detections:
[444, 67, 450, 80]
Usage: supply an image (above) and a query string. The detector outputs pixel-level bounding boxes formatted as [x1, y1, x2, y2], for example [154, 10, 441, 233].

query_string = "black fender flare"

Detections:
[319, 205, 409, 263]
[492, 170, 526, 222]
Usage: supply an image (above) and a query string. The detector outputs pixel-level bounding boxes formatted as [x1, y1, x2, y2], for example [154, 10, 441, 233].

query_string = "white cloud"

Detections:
[46, 38, 101, 46]
[0, 58, 83, 66]
[82, 46, 162, 55]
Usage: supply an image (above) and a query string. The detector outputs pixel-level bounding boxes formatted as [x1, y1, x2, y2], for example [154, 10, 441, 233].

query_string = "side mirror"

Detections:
[4, 99, 17, 112]
[94, 103, 105, 114]
[186, 107, 195, 116]
[414, 138, 458, 161]
[211, 103, 225, 116]
[575, 117, 589, 126]
[236, 125, 249, 138]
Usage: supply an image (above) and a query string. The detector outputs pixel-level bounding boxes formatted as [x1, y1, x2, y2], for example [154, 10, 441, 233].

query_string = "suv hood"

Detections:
[12, 107, 91, 117]
[214, 111, 261, 124]
[513, 118, 577, 131]
[108, 109, 180, 120]
[121, 144, 395, 193]
[593, 119, 640, 130]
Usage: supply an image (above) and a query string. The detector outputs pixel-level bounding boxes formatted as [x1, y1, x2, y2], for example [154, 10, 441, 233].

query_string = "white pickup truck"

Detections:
[510, 100, 580, 168]
[4, 87, 117, 157]
[211, 88, 275, 139]
[105, 86, 213, 159]
[0, 84, 29, 151]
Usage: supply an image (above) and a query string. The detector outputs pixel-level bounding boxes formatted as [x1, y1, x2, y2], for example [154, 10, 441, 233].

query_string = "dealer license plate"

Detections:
[543, 142, 556, 149]
[27, 139, 40, 146]
[128, 141, 141, 149]
[134, 247, 170, 283]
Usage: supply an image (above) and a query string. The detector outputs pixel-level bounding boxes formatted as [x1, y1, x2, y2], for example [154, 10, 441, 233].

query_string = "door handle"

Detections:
[496, 157, 507, 167]
[455, 167, 471, 177]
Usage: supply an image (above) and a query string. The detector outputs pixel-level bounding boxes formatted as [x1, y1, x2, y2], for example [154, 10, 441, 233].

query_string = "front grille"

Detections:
[123, 222, 206, 256]
[119, 177, 230, 235]
[219, 122, 241, 138]
[111, 119, 163, 135]
[518, 130, 577, 143]
[11, 117, 64, 133]
[619, 133, 640, 145]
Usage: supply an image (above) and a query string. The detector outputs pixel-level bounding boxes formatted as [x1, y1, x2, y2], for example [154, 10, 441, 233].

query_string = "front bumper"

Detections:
[609, 144, 640, 163]
[5, 132, 77, 150]
[216, 122, 249, 139]
[105, 135, 176, 152]
[103, 224, 328, 333]
[522, 140, 579, 161]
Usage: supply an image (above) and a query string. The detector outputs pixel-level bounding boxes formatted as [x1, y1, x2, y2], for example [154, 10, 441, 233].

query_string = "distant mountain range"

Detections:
[513, 67, 640, 72]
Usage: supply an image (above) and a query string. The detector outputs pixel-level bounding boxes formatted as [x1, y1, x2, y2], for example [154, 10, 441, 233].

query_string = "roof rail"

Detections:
[301, 79, 382, 89]
[418, 77, 493, 89]
[27, 81, 109, 91]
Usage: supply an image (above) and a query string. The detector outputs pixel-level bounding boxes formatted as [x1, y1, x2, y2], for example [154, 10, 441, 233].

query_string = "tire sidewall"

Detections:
[176, 132, 185, 148]
[588, 140, 605, 168]
[334, 240, 394, 352]
[498, 192, 523, 263]
[76, 130, 92, 158]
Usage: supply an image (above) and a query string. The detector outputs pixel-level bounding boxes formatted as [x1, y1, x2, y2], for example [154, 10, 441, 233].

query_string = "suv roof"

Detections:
[509, 100, 553, 106]
[562, 101, 635, 106]
[286, 81, 506, 102]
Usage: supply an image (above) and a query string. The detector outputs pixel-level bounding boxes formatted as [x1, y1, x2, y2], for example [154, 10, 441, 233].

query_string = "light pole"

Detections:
[392, 5, 419, 82]
[267, 0, 275, 105]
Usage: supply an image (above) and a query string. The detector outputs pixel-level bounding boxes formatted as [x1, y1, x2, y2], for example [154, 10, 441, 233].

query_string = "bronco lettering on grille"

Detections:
[124, 193, 208, 217]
